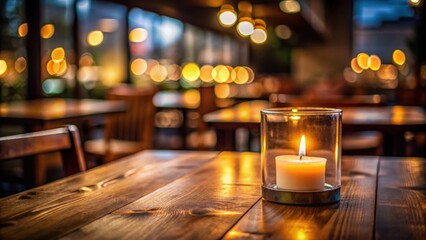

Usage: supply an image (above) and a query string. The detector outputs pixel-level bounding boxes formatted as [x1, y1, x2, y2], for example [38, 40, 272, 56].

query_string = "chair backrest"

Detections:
[105, 84, 157, 149]
[270, 94, 387, 108]
[0, 125, 86, 176]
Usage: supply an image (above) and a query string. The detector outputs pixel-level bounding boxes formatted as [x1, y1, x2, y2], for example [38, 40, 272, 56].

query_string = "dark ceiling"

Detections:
[112, 0, 327, 43]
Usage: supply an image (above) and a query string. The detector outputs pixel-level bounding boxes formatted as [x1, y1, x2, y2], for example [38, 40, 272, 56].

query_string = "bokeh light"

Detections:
[234, 66, 250, 84]
[351, 58, 363, 73]
[51, 47, 65, 63]
[130, 58, 147, 75]
[279, 0, 301, 13]
[150, 64, 168, 82]
[182, 89, 200, 108]
[14, 57, 27, 73]
[212, 65, 230, 83]
[18, 23, 28, 37]
[237, 18, 254, 37]
[215, 83, 231, 99]
[129, 28, 148, 43]
[368, 55, 381, 71]
[218, 5, 237, 27]
[40, 24, 55, 39]
[87, 30, 104, 46]
[0, 60, 7, 76]
[42, 79, 65, 94]
[200, 65, 214, 82]
[356, 53, 369, 69]
[182, 62, 200, 82]
[250, 28, 267, 44]
[79, 53, 95, 67]
[275, 25, 292, 39]
[392, 49, 406, 66]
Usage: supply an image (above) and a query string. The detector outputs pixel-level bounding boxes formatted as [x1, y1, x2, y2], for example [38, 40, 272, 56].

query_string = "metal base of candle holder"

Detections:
[262, 184, 340, 205]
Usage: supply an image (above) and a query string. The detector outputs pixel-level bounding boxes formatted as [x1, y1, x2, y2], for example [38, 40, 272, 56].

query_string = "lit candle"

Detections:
[275, 135, 327, 191]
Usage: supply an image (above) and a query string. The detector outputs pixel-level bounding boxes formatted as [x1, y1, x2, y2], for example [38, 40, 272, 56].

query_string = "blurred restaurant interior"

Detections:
[0, 0, 425, 196]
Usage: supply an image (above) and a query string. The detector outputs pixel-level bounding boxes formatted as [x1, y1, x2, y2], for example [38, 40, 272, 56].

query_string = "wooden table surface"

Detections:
[0, 150, 424, 239]
[203, 100, 426, 153]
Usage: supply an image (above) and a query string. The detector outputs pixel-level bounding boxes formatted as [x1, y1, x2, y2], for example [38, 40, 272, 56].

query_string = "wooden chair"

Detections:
[0, 125, 87, 189]
[84, 84, 157, 163]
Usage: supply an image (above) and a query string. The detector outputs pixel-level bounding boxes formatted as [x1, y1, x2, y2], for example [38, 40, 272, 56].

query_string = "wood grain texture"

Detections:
[223, 156, 379, 240]
[375, 157, 426, 240]
[63, 152, 262, 240]
[0, 150, 218, 240]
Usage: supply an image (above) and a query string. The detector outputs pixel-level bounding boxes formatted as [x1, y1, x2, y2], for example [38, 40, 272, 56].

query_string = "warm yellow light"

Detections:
[0, 60, 7, 76]
[15, 57, 27, 73]
[392, 49, 406, 66]
[46, 60, 57, 75]
[368, 55, 381, 71]
[250, 26, 267, 44]
[146, 59, 159, 75]
[56, 60, 68, 76]
[87, 30, 104, 46]
[214, 83, 231, 99]
[237, 18, 254, 37]
[182, 89, 200, 107]
[218, 5, 237, 27]
[130, 58, 147, 75]
[234, 66, 249, 84]
[182, 62, 200, 82]
[18, 23, 28, 37]
[200, 65, 214, 82]
[129, 28, 148, 43]
[212, 65, 230, 83]
[409, 0, 422, 7]
[40, 24, 55, 39]
[275, 25, 292, 39]
[150, 64, 168, 82]
[350, 58, 363, 73]
[279, 0, 301, 14]
[51, 47, 65, 63]
[298, 135, 306, 156]
[356, 53, 369, 70]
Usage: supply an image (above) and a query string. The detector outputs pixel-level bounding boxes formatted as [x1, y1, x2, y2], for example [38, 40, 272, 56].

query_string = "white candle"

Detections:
[275, 135, 327, 191]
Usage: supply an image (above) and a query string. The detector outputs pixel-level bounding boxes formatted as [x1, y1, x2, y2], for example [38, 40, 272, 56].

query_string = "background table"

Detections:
[0, 150, 424, 239]
[203, 101, 426, 155]
[0, 98, 126, 131]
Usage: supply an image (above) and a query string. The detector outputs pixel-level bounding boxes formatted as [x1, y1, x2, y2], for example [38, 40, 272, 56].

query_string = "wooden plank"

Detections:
[63, 152, 262, 240]
[0, 150, 218, 240]
[375, 157, 426, 240]
[223, 156, 379, 240]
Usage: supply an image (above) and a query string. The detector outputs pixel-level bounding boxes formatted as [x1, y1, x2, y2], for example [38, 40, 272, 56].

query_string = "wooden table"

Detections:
[0, 98, 127, 184]
[0, 150, 424, 239]
[203, 101, 426, 155]
[0, 98, 127, 131]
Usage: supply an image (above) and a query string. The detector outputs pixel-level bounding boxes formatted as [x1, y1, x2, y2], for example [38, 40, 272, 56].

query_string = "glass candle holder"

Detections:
[261, 108, 342, 205]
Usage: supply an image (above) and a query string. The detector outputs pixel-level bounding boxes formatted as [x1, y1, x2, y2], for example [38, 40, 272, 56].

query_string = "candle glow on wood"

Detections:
[276, 135, 327, 191]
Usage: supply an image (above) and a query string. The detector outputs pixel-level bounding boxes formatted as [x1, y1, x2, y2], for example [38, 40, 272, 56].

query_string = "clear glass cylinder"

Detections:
[261, 108, 342, 205]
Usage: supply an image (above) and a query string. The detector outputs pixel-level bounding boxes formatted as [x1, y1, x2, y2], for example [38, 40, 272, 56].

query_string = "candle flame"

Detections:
[298, 135, 306, 157]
